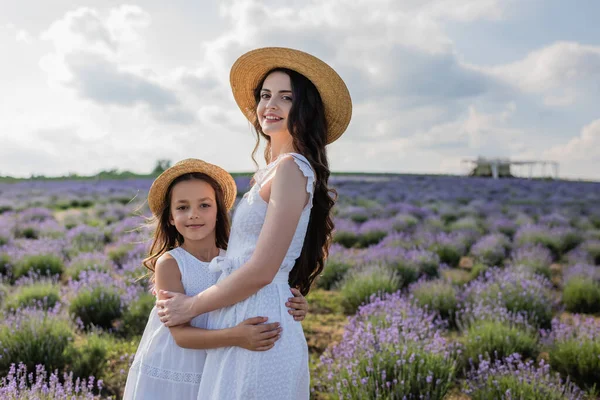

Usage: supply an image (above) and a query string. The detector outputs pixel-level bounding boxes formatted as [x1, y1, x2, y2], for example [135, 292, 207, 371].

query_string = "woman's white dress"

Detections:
[123, 247, 223, 400]
[198, 153, 313, 400]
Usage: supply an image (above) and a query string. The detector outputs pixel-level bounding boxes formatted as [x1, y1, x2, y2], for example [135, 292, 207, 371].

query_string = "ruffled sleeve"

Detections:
[289, 153, 315, 200]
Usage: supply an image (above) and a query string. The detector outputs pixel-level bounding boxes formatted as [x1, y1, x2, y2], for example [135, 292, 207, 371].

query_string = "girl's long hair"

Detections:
[143, 172, 231, 279]
[252, 68, 337, 296]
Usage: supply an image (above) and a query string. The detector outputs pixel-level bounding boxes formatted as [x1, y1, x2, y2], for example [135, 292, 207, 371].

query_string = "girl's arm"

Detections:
[155, 255, 282, 351]
[157, 155, 309, 326]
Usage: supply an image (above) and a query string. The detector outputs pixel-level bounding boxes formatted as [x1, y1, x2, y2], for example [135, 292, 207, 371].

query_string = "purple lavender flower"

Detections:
[470, 233, 511, 266]
[465, 354, 583, 399]
[461, 267, 554, 328]
[317, 292, 459, 399]
[541, 316, 600, 390]
[0, 363, 103, 399]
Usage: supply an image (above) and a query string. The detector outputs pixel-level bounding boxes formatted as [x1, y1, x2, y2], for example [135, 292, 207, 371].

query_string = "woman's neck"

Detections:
[270, 136, 295, 161]
[180, 238, 220, 262]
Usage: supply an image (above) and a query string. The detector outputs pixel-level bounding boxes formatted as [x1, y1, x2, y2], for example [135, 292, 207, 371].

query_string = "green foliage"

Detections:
[317, 258, 354, 290]
[69, 286, 123, 330]
[66, 257, 111, 280]
[392, 214, 419, 233]
[393, 260, 420, 288]
[357, 230, 387, 248]
[340, 266, 400, 315]
[549, 336, 600, 390]
[461, 320, 539, 366]
[466, 370, 582, 400]
[332, 230, 387, 249]
[67, 332, 111, 381]
[412, 280, 458, 328]
[152, 159, 172, 175]
[332, 231, 359, 248]
[470, 282, 553, 329]
[118, 291, 155, 338]
[0, 311, 75, 376]
[469, 263, 489, 280]
[562, 277, 600, 314]
[99, 338, 138, 398]
[0, 253, 12, 276]
[324, 343, 458, 400]
[0, 233, 8, 246]
[4, 281, 60, 311]
[0, 284, 7, 307]
[429, 242, 463, 267]
[13, 225, 39, 239]
[306, 289, 343, 315]
[107, 243, 134, 267]
[349, 214, 368, 223]
[448, 217, 483, 234]
[68, 333, 139, 398]
[12, 254, 65, 281]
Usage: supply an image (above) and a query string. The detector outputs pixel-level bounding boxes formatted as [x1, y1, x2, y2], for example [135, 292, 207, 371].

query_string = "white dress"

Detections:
[123, 247, 223, 400]
[198, 153, 313, 400]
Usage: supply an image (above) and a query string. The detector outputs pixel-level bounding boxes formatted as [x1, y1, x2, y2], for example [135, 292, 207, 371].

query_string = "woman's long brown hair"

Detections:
[143, 172, 231, 279]
[252, 68, 337, 296]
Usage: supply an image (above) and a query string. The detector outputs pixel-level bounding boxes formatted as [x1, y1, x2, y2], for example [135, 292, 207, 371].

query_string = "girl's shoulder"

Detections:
[154, 252, 181, 277]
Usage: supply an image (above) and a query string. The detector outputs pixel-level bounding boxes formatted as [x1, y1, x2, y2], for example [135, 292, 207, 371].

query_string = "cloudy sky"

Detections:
[1, 0, 599, 180]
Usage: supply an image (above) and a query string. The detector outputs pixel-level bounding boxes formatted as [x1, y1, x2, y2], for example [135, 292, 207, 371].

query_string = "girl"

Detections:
[157, 47, 352, 399]
[123, 158, 309, 399]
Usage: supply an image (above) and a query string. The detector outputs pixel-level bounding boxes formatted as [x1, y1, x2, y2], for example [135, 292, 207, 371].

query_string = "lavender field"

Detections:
[1, 175, 600, 399]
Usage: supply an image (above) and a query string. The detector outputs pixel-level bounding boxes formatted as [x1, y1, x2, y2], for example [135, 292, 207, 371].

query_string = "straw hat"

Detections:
[230, 47, 352, 144]
[148, 159, 237, 215]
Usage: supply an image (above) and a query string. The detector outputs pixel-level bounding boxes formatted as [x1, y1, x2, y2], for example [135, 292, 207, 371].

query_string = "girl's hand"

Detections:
[286, 288, 308, 321]
[233, 317, 282, 351]
[156, 290, 196, 326]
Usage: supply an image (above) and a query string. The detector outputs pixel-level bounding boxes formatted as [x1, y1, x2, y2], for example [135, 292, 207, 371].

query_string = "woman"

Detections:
[157, 47, 352, 399]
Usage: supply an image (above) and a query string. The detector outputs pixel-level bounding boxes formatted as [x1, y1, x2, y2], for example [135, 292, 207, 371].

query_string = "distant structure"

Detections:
[461, 157, 559, 179]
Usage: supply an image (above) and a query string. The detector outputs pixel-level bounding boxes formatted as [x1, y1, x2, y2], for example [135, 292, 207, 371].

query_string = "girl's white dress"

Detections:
[198, 153, 313, 400]
[123, 247, 223, 400]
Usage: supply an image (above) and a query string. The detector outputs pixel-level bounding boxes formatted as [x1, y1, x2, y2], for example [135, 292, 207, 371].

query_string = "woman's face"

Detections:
[169, 179, 218, 244]
[257, 71, 293, 139]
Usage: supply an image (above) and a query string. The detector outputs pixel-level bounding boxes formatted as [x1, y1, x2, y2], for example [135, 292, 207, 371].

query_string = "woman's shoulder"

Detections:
[275, 153, 315, 194]
[277, 153, 314, 176]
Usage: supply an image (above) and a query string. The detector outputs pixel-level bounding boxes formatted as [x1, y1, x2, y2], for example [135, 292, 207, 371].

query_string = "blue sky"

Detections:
[1, 0, 599, 180]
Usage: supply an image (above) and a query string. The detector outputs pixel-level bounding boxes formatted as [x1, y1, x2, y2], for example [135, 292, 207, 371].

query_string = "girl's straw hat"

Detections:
[230, 47, 352, 144]
[148, 158, 237, 215]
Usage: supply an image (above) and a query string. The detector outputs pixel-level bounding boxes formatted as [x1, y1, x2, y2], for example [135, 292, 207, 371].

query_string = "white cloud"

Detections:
[543, 119, 600, 180]
[39, 5, 194, 124]
[488, 41, 600, 106]
[15, 29, 33, 44]
[1, 1, 599, 180]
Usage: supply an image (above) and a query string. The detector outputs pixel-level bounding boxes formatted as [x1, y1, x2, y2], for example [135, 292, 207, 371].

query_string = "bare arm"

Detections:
[155, 255, 281, 350]
[157, 156, 309, 325]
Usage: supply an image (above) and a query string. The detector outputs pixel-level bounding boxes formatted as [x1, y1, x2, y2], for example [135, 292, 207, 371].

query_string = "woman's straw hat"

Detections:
[148, 159, 237, 215]
[230, 47, 352, 144]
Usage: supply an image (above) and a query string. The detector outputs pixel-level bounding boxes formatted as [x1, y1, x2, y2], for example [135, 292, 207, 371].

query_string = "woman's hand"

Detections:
[286, 288, 308, 321]
[233, 317, 282, 351]
[156, 290, 196, 326]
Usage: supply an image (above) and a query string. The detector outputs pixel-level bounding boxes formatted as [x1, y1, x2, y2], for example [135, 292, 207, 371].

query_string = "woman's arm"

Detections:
[157, 155, 309, 326]
[155, 255, 281, 350]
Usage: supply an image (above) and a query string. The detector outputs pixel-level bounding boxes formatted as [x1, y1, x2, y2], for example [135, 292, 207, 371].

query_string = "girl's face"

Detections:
[257, 71, 293, 139]
[169, 179, 218, 243]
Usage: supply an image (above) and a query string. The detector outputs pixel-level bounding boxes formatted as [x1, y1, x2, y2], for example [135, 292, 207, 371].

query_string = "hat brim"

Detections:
[230, 47, 352, 145]
[148, 159, 237, 216]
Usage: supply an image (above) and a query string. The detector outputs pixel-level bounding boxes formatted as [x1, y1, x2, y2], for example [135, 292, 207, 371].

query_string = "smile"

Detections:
[264, 115, 283, 122]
